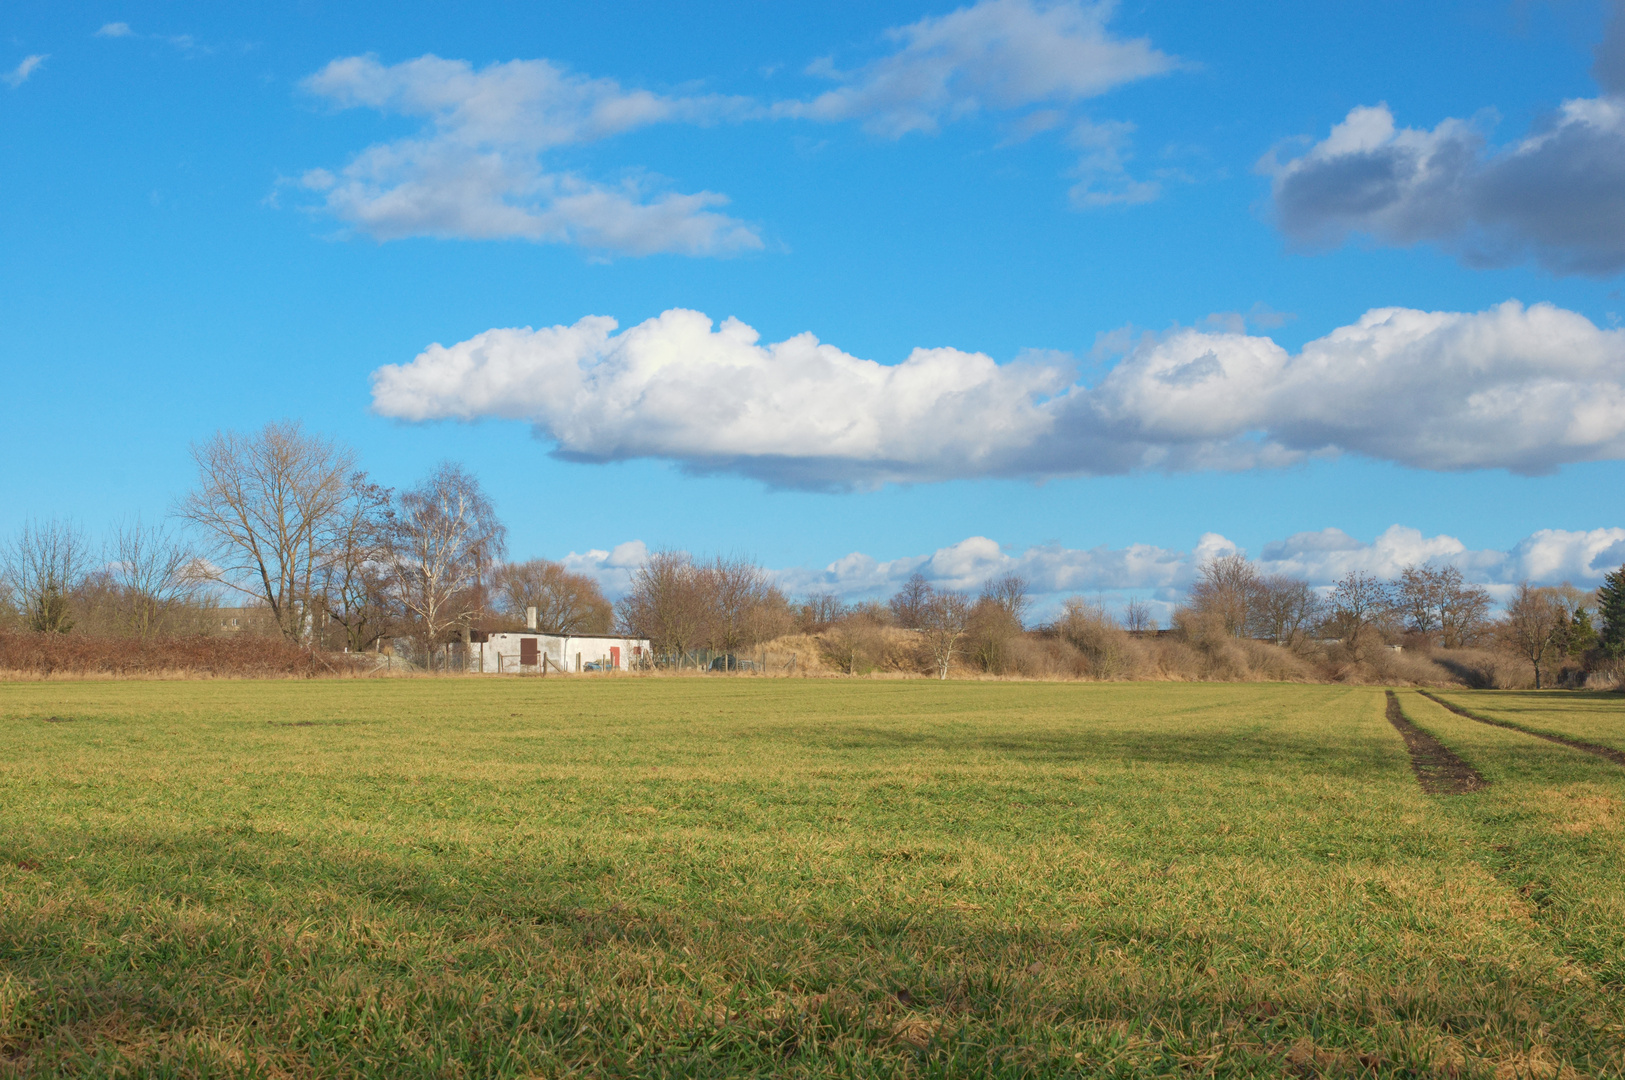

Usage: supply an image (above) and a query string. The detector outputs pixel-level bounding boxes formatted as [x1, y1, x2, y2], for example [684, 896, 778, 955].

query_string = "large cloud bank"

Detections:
[562, 525, 1625, 613]
[372, 300, 1625, 488]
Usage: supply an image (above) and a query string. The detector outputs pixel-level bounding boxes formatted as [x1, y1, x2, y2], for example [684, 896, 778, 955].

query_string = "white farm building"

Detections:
[464, 631, 650, 674]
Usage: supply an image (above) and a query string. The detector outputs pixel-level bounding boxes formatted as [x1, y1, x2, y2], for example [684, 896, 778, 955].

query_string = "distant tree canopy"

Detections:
[618, 553, 790, 663]
[494, 559, 613, 635]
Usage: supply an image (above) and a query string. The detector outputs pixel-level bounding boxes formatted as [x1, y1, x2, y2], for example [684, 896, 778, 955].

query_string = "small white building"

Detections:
[467, 631, 650, 674]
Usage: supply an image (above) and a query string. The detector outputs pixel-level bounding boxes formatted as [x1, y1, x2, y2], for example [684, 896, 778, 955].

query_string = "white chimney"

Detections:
[525, 606, 538, 631]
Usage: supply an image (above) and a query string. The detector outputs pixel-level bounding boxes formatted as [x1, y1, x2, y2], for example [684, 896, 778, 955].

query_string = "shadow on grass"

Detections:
[817, 725, 1392, 775]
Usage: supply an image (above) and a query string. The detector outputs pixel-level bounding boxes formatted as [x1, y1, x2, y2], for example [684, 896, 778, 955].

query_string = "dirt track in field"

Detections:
[1386, 691, 1487, 795]
[1419, 690, 1625, 766]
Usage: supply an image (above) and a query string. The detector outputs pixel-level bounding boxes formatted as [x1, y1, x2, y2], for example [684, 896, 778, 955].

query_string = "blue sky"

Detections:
[4, 1, 1625, 616]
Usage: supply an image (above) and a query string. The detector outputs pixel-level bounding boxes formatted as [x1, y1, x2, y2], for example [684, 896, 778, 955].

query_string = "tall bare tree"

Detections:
[1393, 564, 1489, 648]
[1500, 583, 1569, 689]
[1122, 597, 1155, 634]
[389, 462, 506, 667]
[798, 592, 846, 631]
[888, 572, 934, 630]
[1437, 569, 1492, 648]
[620, 550, 710, 665]
[178, 422, 358, 642]
[1189, 554, 1259, 637]
[494, 559, 613, 634]
[1329, 571, 1391, 646]
[316, 476, 396, 653]
[705, 555, 787, 657]
[920, 590, 970, 679]
[980, 573, 1032, 628]
[1250, 575, 1321, 645]
[109, 518, 204, 640]
[1395, 565, 1445, 640]
[2, 518, 90, 634]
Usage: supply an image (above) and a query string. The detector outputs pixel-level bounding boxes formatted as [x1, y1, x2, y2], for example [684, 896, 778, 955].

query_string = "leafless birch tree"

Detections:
[920, 590, 970, 679]
[389, 463, 506, 667]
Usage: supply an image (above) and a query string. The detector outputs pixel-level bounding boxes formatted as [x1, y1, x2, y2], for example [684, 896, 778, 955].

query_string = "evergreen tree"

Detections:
[1568, 607, 1598, 656]
[1598, 567, 1625, 658]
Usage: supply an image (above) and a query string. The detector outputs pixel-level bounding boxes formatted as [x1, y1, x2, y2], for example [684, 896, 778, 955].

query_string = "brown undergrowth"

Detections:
[0, 631, 372, 679]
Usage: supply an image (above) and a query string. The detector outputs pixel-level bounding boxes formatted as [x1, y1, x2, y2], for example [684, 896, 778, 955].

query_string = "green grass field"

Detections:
[2, 679, 1623, 1078]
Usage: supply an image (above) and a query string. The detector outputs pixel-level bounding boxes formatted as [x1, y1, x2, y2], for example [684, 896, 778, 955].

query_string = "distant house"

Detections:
[462, 631, 650, 673]
[213, 606, 279, 636]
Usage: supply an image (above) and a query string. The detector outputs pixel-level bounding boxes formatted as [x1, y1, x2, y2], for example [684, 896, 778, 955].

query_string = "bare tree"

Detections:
[317, 476, 396, 652]
[109, 518, 205, 640]
[3, 519, 91, 634]
[1500, 583, 1569, 689]
[889, 572, 934, 630]
[1329, 571, 1392, 646]
[1189, 554, 1258, 638]
[1250, 575, 1321, 645]
[1395, 565, 1445, 640]
[824, 609, 885, 675]
[620, 550, 710, 666]
[798, 592, 846, 632]
[705, 555, 786, 657]
[495, 559, 613, 634]
[389, 463, 506, 668]
[980, 573, 1031, 628]
[1122, 597, 1155, 634]
[1437, 569, 1492, 648]
[178, 422, 358, 642]
[920, 590, 971, 679]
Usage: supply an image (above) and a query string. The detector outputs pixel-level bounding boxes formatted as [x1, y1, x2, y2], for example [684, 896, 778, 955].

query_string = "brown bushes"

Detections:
[0, 631, 371, 679]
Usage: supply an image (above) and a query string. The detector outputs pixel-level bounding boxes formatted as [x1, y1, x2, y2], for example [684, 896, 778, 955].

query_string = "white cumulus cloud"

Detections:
[297, 54, 762, 255]
[371, 300, 1625, 488]
[95, 22, 133, 38]
[1266, 95, 1625, 275]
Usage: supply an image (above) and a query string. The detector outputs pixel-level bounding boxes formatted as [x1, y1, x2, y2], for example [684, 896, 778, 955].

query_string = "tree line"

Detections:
[5, 420, 1624, 683]
[1181, 553, 1623, 688]
[0, 423, 613, 664]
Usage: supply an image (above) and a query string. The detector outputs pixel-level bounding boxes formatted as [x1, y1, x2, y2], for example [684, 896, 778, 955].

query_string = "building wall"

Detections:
[470, 633, 650, 673]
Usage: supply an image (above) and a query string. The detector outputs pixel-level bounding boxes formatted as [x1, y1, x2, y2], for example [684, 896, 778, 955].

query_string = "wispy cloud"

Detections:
[296, 54, 762, 255]
[370, 300, 1625, 489]
[92, 23, 207, 54]
[296, 1, 1180, 249]
[775, 0, 1178, 204]
[3, 55, 48, 88]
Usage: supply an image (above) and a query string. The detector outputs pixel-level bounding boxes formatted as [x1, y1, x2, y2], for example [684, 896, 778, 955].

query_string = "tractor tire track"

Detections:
[1419, 690, 1625, 765]
[1386, 691, 1487, 795]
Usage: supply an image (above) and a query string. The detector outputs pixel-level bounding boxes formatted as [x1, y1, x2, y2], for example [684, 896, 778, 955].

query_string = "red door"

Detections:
[520, 638, 538, 666]
[610, 646, 621, 669]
